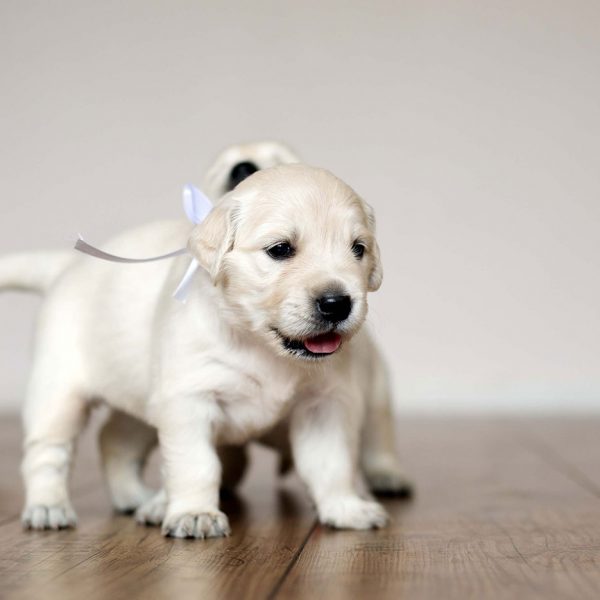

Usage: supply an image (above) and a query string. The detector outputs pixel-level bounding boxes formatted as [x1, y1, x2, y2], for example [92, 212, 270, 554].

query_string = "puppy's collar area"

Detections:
[74, 185, 213, 302]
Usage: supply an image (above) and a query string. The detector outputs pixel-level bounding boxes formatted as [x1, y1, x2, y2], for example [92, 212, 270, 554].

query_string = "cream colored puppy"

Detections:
[0, 144, 409, 538]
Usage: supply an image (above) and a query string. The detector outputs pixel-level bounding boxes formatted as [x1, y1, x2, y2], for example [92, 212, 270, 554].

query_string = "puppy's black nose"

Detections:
[227, 161, 259, 191]
[316, 294, 352, 323]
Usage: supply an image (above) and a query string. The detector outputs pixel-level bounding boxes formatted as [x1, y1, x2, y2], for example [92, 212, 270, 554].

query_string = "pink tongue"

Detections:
[304, 332, 342, 354]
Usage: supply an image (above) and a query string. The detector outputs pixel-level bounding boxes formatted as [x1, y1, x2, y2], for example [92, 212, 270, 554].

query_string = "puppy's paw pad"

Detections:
[319, 497, 389, 530]
[22, 504, 77, 530]
[135, 493, 168, 526]
[162, 510, 230, 539]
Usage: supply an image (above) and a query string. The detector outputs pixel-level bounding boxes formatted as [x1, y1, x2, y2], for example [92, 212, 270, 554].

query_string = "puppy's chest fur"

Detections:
[210, 352, 305, 444]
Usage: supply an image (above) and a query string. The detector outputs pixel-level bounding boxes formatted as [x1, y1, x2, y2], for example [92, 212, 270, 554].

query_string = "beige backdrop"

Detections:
[1, 1, 599, 412]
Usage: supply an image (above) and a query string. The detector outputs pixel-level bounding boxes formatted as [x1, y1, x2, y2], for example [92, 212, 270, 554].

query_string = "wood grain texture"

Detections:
[519, 418, 600, 498]
[0, 413, 316, 600]
[0, 415, 599, 600]
[277, 419, 600, 600]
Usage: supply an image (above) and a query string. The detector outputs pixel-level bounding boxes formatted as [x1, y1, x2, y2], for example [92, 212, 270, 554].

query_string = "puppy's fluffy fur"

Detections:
[0, 142, 409, 538]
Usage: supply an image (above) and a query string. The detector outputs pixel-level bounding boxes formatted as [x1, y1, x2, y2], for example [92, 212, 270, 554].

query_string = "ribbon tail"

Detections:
[75, 236, 189, 263]
[173, 258, 200, 302]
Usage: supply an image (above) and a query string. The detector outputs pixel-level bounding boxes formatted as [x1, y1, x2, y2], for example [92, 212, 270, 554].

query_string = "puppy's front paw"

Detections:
[318, 496, 389, 530]
[162, 510, 231, 539]
[22, 503, 77, 530]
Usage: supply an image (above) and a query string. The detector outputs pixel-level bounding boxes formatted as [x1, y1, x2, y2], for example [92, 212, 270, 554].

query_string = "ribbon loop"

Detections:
[183, 184, 213, 224]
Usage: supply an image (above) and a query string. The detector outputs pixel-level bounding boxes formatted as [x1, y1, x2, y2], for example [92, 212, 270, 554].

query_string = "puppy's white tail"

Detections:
[0, 251, 73, 294]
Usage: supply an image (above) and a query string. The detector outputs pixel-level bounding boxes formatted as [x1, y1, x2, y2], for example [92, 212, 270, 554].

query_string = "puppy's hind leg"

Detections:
[21, 371, 89, 530]
[135, 488, 168, 526]
[99, 410, 157, 513]
[361, 356, 413, 498]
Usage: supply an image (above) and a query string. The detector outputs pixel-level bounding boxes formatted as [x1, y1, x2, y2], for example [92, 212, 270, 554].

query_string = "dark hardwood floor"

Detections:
[0, 414, 599, 599]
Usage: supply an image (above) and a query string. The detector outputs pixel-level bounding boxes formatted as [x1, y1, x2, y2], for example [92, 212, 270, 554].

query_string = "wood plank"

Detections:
[0, 413, 317, 600]
[3, 416, 600, 600]
[276, 418, 600, 600]
[38, 454, 316, 600]
[519, 417, 600, 497]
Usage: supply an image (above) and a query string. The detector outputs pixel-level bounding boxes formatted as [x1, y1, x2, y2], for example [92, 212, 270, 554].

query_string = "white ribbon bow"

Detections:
[75, 184, 213, 302]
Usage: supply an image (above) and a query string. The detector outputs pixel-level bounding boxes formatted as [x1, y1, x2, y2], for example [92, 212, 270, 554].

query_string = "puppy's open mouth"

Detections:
[274, 330, 343, 358]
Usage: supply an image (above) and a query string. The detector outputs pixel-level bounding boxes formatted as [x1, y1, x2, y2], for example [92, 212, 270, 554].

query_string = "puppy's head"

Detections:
[203, 141, 300, 199]
[189, 164, 382, 361]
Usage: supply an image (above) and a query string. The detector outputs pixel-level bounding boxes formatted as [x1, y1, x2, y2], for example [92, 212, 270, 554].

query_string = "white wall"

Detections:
[1, 1, 599, 412]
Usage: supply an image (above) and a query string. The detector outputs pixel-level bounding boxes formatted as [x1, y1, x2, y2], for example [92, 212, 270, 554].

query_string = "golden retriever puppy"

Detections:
[0, 143, 410, 538]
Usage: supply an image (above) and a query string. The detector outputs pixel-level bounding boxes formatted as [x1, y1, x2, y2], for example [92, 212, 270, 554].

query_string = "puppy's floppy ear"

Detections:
[362, 199, 383, 292]
[188, 195, 238, 284]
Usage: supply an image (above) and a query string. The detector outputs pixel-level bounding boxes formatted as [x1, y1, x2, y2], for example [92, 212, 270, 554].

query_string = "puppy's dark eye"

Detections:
[266, 242, 295, 260]
[352, 241, 366, 259]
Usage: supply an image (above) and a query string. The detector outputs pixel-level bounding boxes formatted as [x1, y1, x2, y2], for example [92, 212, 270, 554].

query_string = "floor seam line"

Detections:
[266, 520, 318, 600]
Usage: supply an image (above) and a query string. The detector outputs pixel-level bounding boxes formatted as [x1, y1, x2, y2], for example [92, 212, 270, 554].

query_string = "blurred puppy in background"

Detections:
[0, 141, 410, 539]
